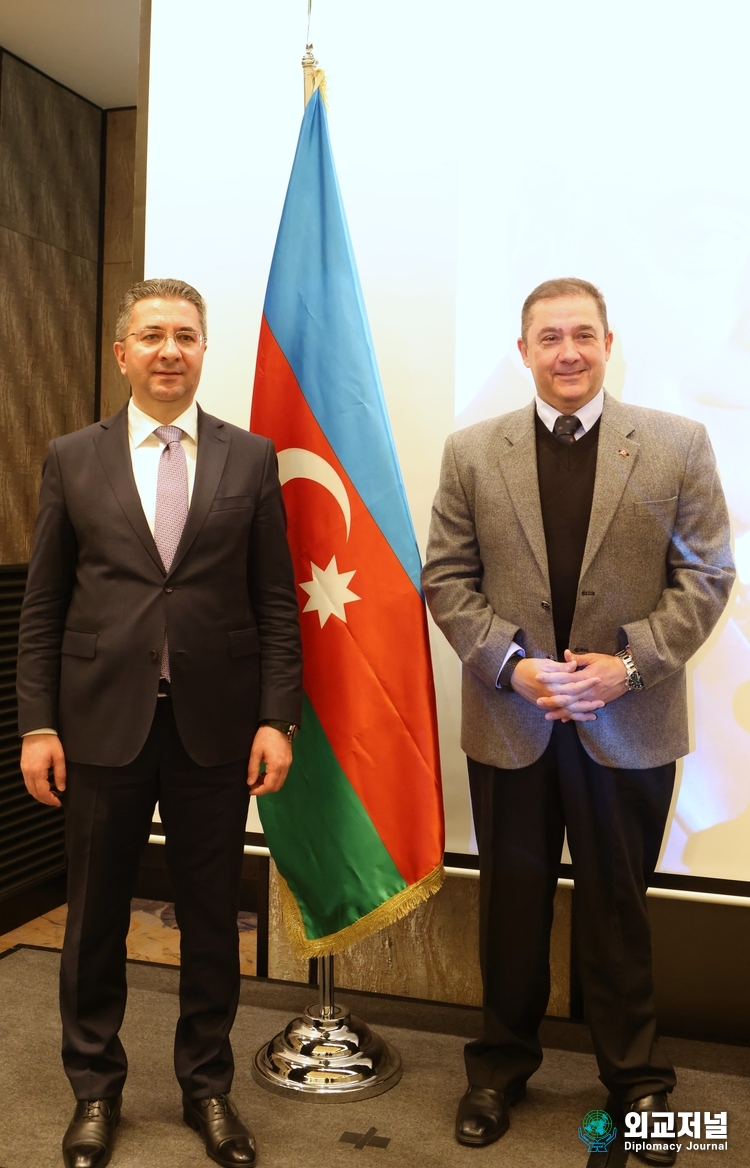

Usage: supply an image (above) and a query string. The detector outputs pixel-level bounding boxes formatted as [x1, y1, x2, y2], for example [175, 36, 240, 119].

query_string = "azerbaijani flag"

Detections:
[250, 85, 444, 958]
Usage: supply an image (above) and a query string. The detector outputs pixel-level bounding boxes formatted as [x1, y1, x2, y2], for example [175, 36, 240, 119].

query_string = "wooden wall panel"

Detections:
[103, 109, 137, 264]
[100, 107, 136, 419]
[0, 51, 101, 565]
[0, 229, 97, 563]
[268, 862, 572, 1017]
[0, 53, 100, 259]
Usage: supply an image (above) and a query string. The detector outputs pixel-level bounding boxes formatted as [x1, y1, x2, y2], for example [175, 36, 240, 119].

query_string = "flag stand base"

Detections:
[251, 956, 402, 1102]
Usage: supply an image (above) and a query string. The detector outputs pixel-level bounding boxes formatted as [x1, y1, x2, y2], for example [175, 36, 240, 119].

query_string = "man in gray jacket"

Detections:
[422, 278, 734, 1165]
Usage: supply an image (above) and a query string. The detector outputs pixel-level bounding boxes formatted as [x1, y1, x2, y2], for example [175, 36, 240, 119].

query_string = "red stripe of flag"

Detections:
[253, 317, 443, 884]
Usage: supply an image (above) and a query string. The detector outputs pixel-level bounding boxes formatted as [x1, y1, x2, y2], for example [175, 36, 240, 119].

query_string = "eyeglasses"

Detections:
[122, 328, 205, 350]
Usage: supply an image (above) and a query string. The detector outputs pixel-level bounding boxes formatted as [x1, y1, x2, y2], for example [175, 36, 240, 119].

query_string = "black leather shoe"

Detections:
[611, 1092, 678, 1167]
[455, 1081, 527, 1147]
[62, 1097, 121, 1168]
[183, 1094, 256, 1167]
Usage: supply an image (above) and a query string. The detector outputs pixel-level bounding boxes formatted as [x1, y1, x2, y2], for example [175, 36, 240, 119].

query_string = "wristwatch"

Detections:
[615, 647, 644, 691]
[261, 720, 299, 743]
[498, 650, 523, 690]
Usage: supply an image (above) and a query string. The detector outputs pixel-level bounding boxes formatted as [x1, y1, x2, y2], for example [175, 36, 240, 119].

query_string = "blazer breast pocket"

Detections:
[61, 629, 98, 658]
[210, 495, 254, 512]
[630, 497, 677, 541]
[632, 496, 678, 525]
[228, 628, 260, 657]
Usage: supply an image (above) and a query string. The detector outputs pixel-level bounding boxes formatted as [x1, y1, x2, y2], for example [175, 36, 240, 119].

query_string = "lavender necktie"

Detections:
[153, 425, 189, 679]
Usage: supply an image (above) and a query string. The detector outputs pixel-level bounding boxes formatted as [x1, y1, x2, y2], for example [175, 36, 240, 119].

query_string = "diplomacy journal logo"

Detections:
[577, 1108, 730, 1157]
[578, 1111, 617, 1153]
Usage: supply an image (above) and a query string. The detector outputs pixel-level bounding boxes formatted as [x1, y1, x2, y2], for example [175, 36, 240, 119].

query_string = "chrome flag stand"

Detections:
[252, 955, 402, 1102]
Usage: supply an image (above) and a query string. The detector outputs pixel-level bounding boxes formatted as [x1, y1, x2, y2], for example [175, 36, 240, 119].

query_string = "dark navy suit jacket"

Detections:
[17, 402, 302, 767]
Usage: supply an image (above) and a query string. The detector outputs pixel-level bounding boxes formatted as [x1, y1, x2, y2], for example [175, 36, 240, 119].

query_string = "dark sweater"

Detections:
[535, 413, 600, 660]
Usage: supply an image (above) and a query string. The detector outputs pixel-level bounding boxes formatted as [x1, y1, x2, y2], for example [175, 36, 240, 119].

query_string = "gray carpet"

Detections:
[0, 946, 747, 1168]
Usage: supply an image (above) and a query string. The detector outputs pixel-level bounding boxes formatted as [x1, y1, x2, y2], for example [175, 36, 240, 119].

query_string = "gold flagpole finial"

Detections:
[302, 44, 328, 108]
[302, 44, 319, 107]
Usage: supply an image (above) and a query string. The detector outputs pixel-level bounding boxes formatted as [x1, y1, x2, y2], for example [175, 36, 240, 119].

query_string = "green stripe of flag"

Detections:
[257, 693, 407, 940]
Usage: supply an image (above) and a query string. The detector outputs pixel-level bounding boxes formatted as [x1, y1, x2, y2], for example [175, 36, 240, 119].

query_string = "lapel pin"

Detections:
[618, 449, 629, 457]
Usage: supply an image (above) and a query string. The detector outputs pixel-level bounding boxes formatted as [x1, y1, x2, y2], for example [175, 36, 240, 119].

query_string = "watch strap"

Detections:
[260, 719, 299, 742]
[615, 647, 644, 691]
[498, 651, 523, 690]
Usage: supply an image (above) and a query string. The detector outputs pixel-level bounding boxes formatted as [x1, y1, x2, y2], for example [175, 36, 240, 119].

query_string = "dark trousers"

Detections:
[60, 696, 250, 1101]
[465, 720, 676, 1101]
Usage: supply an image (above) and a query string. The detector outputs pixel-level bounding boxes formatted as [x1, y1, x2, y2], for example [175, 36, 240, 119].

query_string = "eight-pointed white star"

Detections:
[300, 555, 361, 628]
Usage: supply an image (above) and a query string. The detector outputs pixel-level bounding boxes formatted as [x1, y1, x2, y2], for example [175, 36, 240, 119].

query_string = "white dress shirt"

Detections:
[534, 387, 604, 439]
[496, 388, 605, 686]
[25, 398, 200, 735]
[128, 398, 199, 532]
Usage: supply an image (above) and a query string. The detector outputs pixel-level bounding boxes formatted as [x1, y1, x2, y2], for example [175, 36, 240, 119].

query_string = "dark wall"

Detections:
[0, 57, 138, 929]
[0, 50, 102, 565]
[0, 563, 66, 911]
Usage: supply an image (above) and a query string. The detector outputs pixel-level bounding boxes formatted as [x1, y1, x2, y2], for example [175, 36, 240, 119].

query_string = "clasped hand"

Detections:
[511, 650, 628, 722]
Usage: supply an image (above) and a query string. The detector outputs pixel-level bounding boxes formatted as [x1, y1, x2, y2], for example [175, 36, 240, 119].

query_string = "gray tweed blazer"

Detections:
[422, 392, 735, 770]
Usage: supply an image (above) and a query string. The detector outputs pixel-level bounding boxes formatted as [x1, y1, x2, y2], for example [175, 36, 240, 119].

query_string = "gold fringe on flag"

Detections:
[277, 864, 446, 959]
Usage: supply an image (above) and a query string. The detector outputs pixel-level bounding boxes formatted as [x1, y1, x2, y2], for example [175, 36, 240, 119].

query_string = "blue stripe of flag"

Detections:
[261, 88, 422, 592]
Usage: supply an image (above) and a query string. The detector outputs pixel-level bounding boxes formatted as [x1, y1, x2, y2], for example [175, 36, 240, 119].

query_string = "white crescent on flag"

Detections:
[277, 447, 351, 539]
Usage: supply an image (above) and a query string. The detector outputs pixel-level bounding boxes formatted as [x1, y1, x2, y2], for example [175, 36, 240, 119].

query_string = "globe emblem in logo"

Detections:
[584, 1111, 613, 1139]
[578, 1110, 617, 1152]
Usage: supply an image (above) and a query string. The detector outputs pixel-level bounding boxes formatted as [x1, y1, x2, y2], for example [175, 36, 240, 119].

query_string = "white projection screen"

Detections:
[144, 0, 750, 886]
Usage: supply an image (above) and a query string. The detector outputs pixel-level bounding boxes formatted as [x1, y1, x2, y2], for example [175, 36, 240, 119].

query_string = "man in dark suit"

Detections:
[422, 279, 734, 1165]
[17, 278, 302, 1168]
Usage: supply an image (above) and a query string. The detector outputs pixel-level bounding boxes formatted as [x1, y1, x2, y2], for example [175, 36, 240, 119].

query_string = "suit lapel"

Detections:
[166, 406, 230, 578]
[497, 402, 550, 584]
[579, 393, 639, 580]
[93, 404, 165, 574]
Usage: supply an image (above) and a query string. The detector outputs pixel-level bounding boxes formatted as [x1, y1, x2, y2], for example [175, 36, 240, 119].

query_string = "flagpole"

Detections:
[318, 954, 335, 1017]
[250, 13, 417, 1104]
[298, 9, 351, 1063]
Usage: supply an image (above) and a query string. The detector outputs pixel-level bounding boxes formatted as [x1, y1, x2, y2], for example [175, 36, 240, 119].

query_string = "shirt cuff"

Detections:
[496, 641, 525, 688]
[22, 728, 58, 736]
